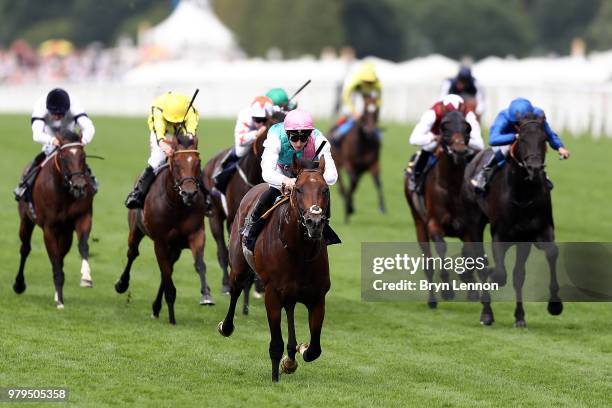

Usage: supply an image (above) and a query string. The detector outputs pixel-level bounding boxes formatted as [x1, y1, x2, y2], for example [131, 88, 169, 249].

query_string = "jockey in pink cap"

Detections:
[242, 109, 340, 253]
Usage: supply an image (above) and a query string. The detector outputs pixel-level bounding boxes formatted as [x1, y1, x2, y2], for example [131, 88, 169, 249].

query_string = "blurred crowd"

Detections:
[0, 39, 139, 84]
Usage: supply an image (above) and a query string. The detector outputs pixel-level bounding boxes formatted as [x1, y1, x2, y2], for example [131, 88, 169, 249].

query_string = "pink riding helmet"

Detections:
[284, 109, 314, 131]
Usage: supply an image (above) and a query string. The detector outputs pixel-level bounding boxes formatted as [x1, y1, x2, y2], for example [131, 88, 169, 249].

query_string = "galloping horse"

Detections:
[218, 157, 331, 382]
[332, 94, 385, 222]
[115, 135, 212, 324]
[404, 111, 480, 308]
[203, 113, 284, 296]
[14, 130, 94, 308]
[463, 113, 562, 327]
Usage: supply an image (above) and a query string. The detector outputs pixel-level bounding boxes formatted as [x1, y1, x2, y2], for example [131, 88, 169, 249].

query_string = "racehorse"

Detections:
[404, 111, 481, 308]
[13, 130, 94, 308]
[115, 135, 212, 325]
[203, 113, 284, 301]
[218, 156, 331, 382]
[332, 93, 385, 223]
[463, 113, 563, 327]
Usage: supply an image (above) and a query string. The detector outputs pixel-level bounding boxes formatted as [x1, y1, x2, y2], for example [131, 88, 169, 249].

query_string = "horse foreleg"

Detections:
[218, 242, 251, 336]
[75, 213, 93, 288]
[415, 220, 436, 308]
[535, 235, 562, 316]
[43, 227, 73, 309]
[115, 220, 144, 294]
[154, 242, 178, 325]
[481, 240, 510, 325]
[299, 296, 325, 363]
[280, 303, 298, 375]
[344, 169, 359, 223]
[14, 215, 34, 294]
[208, 213, 230, 294]
[370, 162, 386, 214]
[189, 229, 214, 306]
[429, 222, 453, 301]
[513, 242, 531, 327]
[265, 288, 284, 382]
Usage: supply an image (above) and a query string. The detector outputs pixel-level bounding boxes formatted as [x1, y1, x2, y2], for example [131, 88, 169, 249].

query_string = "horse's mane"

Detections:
[176, 134, 196, 148]
[294, 157, 319, 170]
[440, 110, 465, 125]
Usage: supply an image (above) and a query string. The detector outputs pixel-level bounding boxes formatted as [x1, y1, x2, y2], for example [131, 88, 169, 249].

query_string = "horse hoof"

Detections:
[218, 321, 234, 337]
[280, 356, 298, 374]
[441, 289, 455, 301]
[80, 279, 93, 288]
[13, 281, 26, 294]
[56, 303, 65, 310]
[490, 273, 507, 286]
[169, 319, 176, 325]
[548, 300, 563, 316]
[514, 320, 527, 328]
[296, 343, 309, 356]
[252, 290, 263, 300]
[220, 285, 231, 295]
[427, 301, 437, 309]
[114, 280, 128, 294]
[199, 294, 215, 306]
[480, 314, 494, 326]
[242, 305, 249, 315]
[467, 290, 480, 301]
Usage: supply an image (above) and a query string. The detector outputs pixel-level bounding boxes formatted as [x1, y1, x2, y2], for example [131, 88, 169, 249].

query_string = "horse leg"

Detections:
[298, 296, 325, 363]
[218, 248, 251, 336]
[14, 215, 34, 294]
[513, 242, 531, 328]
[370, 162, 386, 214]
[280, 303, 298, 375]
[242, 272, 253, 316]
[535, 233, 562, 316]
[344, 169, 358, 223]
[189, 229, 214, 306]
[414, 220, 436, 308]
[209, 213, 230, 294]
[265, 288, 284, 382]
[153, 242, 178, 325]
[75, 213, 93, 288]
[152, 281, 164, 319]
[481, 240, 510, 325]
[429, 221, 452, 300]
[115, 221, 144, 294]
[43, 227, 73, 308]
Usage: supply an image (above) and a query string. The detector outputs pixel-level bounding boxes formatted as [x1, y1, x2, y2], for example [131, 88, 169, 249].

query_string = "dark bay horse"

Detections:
[332, 94, 385, 222]
[202, 130, 268, 295]
[115, 135, 212, 324]
[463, 113, 562, 327]
[404, 111, 481, 308]
[218, 157, 331, 382]
[14, 130, 94, 308]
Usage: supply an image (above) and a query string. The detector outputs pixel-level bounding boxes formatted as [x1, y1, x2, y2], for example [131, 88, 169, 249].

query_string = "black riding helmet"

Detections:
[46, 88, 70, 115]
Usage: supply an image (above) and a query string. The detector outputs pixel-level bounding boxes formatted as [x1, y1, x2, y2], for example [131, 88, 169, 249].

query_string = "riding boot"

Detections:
[408, 150, 432, 193]
[14, 152, 46, 201]
[125, 166, 156, 209]
[472, 151, 504, 194]
[86, 165, 99, 194]
[213, 149, 240, 194]
[242, 187, 280, 252]
[322, 198, 341, 245]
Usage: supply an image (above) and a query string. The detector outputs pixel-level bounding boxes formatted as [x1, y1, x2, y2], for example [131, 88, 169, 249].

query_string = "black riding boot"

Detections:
[472, 151, 503, 194]
[322, 200, 341, 245]
[408, 150, 432, 193]
[86, 165, 99, 194]
[125, 166, 156, 209]
[14, 152, 47, 201]
[242, 187, 281, 252]
[213, 149, 240, 194]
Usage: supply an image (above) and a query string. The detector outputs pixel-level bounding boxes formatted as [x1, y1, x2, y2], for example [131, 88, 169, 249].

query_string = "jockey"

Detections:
[407, 94, 484, 192]
[242, 109, 340, 253]
[471, 97, 570, 193]
[331, 61, 382, 146]
[212, 96, 274, 194]
[266, 88, 297, 114]
[440, 66, 485, 117]
[14, 88, 96, 201]
[124, 91, 199, 209]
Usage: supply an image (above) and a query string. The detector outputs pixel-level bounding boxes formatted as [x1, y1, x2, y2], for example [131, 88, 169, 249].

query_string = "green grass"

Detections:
[0, 114, 610, 407]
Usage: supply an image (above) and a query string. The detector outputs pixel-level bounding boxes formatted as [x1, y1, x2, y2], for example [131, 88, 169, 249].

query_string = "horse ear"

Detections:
[318, 155, 326, 173]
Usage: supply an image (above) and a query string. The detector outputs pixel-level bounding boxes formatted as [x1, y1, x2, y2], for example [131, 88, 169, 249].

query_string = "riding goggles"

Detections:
[287, 129, 312, 143]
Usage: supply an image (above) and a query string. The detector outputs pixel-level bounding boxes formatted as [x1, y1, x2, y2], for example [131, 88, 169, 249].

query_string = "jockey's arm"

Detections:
[373, 82, 383, 107]
[409, 109, 437, 147]
[341, 77, 360, 115]
[260, 133, 288, 188]
[152, 107, 167, 142]
[315, 133, 338, 185]
[489, 112, 516, 146]
[465, 111, 484, 150]
[31, 95, 53, 145]
[76, 114, 95, 144]
[184, 107, 199, 135]
[234, 116, 258, 148]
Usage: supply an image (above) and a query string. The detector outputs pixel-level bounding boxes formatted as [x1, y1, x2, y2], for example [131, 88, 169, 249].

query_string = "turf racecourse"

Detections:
[0, 114, 610, 407]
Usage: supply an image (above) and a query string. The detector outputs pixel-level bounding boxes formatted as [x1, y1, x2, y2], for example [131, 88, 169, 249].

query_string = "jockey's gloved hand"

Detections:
[160, 139, 173, 156]
[185, 133, 194, 140]
[287, 101, 298, 111]
[558, 147, 570, 159]
[282, 177, 296, 193]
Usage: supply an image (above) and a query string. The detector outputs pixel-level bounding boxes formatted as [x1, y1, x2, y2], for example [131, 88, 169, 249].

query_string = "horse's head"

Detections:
[170, 134, 202, 206]
[290, 155, 329, 240]
[439, 110, 471, 164]
[360, 92, 379, 138]
[513, 113, 547, 181]
[55, 130, 88, 199]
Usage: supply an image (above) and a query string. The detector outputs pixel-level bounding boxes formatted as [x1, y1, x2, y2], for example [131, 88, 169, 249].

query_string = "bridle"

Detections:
[509, 120, 545, 169]
[169, 149, 203, 193]
[439, 117, 470, 157]
[289, 169, 330, 231]
[54, 142, 89, 188]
